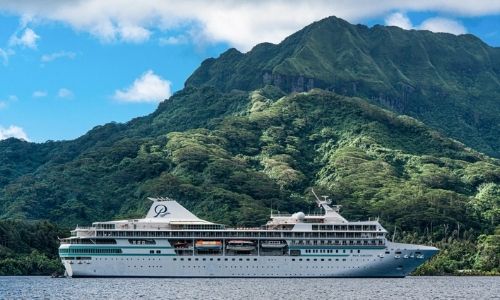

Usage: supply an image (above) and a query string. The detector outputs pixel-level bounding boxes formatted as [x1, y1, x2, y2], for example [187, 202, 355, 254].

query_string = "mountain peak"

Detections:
[185, 16, 500, 157]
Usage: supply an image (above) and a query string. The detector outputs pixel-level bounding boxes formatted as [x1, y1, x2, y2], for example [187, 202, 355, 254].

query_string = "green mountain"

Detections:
[186, 16, 500, 158]
[0, 16, 499, 275]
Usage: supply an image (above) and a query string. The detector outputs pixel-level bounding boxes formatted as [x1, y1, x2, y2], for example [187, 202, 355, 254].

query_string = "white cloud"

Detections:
[0, 1, 495, 50]
[385, 12, 466, 35]
[32, 90, 48, 98]
[9, 27, 40, 49]
[0, 125, 29, 141]
[0, 48, 14, 65]
[0, 94, 19, 108]
[385, 12, 413, 30]
[113, 70, 171, 103]
[159, 35, 188, 45]
[419, 17, 467, 35]
[58, 88, 74, 99]
[0, 48, 8, 65]
[119, 24, 151, 43]
[41, 51, 76, 63]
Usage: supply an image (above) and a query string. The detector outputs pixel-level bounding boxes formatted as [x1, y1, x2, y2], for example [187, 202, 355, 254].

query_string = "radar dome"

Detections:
[292, 212, 305, 221]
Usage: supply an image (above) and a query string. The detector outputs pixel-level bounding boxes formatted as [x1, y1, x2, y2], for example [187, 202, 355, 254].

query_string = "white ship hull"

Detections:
[61, 242, 437, 278]
[59, 198, 438, 278]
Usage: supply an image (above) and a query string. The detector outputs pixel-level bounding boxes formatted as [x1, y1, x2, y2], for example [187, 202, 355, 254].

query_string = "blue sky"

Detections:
[0, 1, 499, 142]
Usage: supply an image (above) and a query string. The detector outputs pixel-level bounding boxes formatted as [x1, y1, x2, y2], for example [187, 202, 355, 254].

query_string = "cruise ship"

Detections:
[59, 193, 438, 277]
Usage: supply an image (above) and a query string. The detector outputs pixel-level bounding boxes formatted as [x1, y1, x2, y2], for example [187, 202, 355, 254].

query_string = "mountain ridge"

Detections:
[186, 16, 500, 157]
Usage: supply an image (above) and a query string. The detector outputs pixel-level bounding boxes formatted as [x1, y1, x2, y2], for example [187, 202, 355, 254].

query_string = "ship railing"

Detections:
[271, 213, 325, 217]
[271, 213, 292, 217]
[225, 227, 263, 231]
[74, 226, 94, 230]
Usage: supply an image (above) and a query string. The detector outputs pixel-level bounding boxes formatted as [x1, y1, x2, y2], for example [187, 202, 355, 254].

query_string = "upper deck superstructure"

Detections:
[59, 195, 438, 278]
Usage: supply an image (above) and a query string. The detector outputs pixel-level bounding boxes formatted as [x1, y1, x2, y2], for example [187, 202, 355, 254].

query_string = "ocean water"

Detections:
[0, 276, 499, 300]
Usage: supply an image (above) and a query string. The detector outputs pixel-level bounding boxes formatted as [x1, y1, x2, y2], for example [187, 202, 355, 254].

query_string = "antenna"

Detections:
[311, 188, 321, 203]
[270, 199, 274, 217]
[311, 188, 331, 207]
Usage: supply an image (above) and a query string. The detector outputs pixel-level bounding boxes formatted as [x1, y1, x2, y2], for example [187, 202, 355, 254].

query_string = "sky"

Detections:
[0, 0, 499, 143]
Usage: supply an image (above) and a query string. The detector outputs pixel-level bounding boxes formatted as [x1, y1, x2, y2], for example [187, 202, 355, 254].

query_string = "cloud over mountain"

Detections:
[0, 1, 498, 50]
[0, 125, 29, 141]
[113, 70, 171, 103]
[385, 12, 466, 35]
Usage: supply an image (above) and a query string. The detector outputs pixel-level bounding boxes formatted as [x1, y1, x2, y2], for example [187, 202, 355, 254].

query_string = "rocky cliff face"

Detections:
[186, 16, 500, 157]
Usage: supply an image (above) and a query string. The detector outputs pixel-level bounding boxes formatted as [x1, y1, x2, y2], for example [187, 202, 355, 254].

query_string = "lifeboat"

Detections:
[261, 240, 287, 249]
[226, 240, 256, 251]
[195, 240, 222, 250]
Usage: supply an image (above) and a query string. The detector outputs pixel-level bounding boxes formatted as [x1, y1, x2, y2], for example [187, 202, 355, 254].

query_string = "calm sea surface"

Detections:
[0, 276, 499, 300]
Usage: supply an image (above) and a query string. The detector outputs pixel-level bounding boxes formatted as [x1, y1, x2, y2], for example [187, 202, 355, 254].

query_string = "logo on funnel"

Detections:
[154, 204, 169, 217]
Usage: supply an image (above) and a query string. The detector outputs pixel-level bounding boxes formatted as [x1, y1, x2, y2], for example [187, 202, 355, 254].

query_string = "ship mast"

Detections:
[311, 188, 338, 212]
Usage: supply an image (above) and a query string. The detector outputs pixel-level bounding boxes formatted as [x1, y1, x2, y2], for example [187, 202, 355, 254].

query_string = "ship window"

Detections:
[156, 250, 161, 254]
[292, 259, 295, 261]
[217, 258, 221, 261]
[210, 258, 213, 261]
[150, 250, 154, 254]
[350, 250, 353, 253]
[313, 259, 317, 261]
[321, 259, 324, 261]
[195, 258, 198, 261]
[254, 258, 257, 261]
[335, 259, 338, 261]
[358, 250, 360, 253]
[188, 258, 191, 261]
[395, 251, 402, 254]
[180, 258, 184, 261]
[225, 258, 228, 261]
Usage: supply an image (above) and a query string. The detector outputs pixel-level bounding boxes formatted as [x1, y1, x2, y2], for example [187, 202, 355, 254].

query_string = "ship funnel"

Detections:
[145, 197, 205, 221]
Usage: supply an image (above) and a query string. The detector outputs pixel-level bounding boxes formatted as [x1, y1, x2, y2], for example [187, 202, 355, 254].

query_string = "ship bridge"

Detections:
[265, 192, 387, 234]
